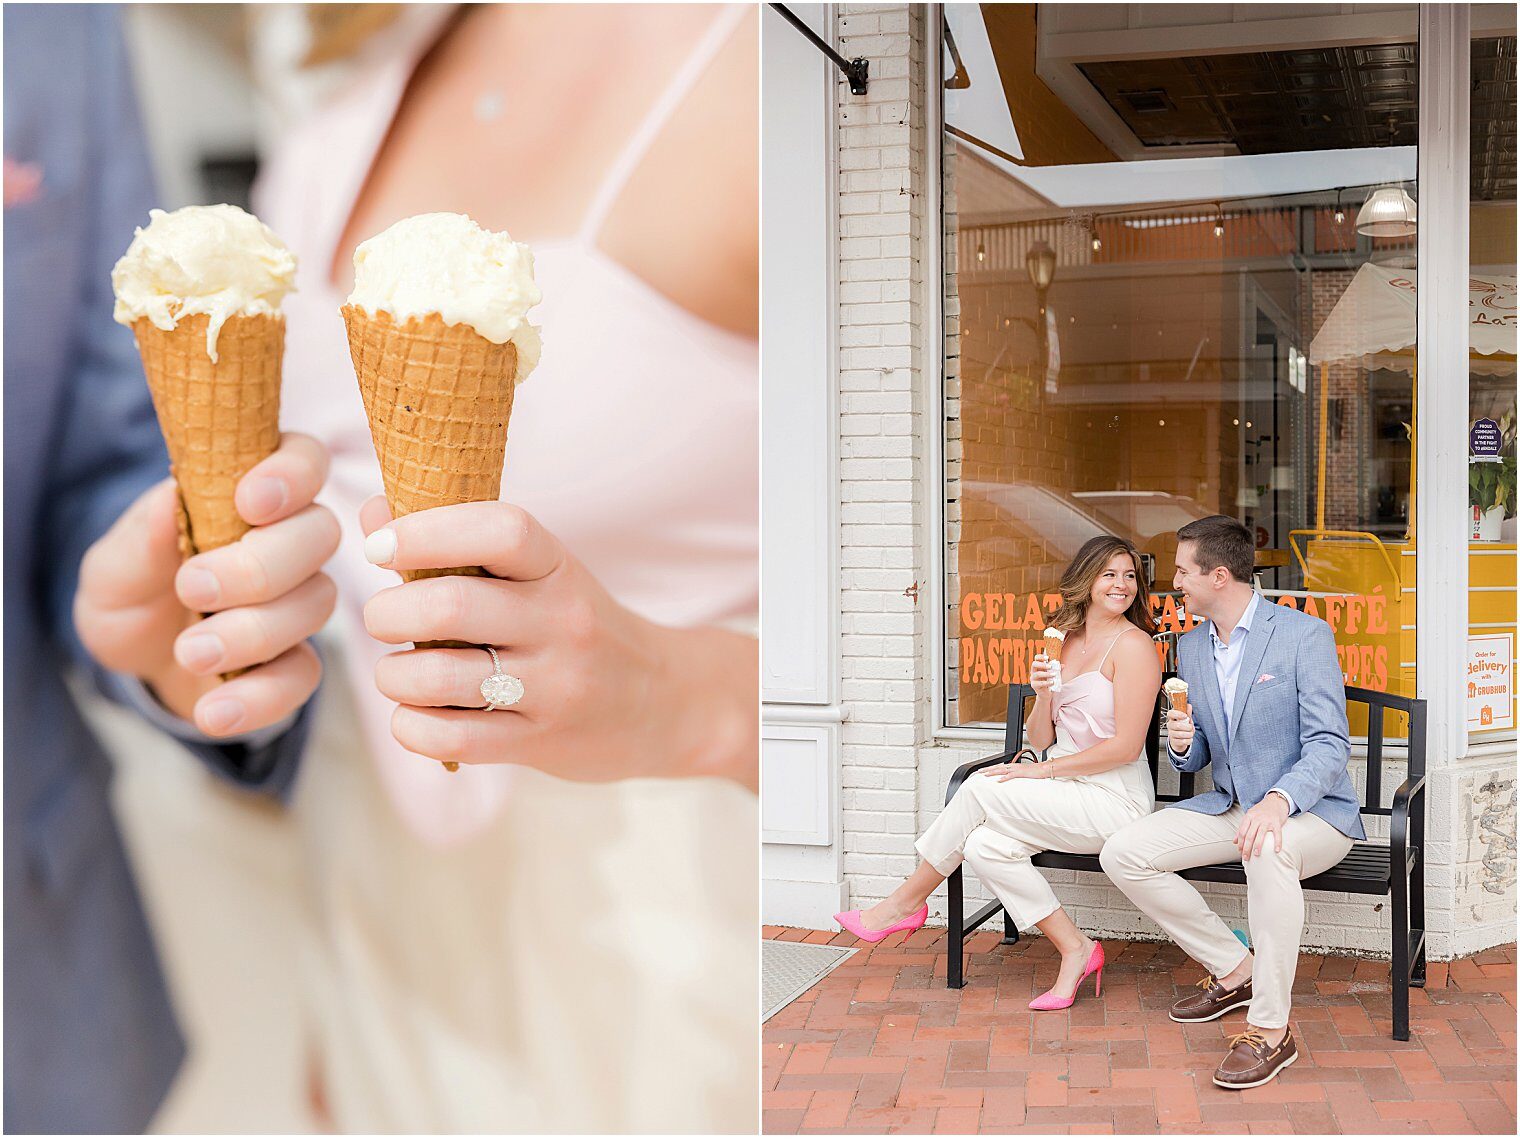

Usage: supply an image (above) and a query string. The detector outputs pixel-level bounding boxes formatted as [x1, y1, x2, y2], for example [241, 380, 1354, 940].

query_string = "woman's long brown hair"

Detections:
[1045, 535, 1157, 638]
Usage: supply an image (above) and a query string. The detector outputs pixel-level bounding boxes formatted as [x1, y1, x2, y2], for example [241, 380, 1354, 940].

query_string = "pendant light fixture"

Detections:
[1356, 185, 1417, 237]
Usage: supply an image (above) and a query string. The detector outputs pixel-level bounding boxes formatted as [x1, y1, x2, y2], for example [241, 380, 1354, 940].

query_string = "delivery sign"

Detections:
[1467, 634, 1515, 733]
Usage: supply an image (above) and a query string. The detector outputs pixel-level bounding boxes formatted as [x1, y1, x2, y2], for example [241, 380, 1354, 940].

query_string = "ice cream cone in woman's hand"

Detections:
[112, 204, 295, 680]
[341, 212, 542, 770]
[1043, 626, 1066, 693]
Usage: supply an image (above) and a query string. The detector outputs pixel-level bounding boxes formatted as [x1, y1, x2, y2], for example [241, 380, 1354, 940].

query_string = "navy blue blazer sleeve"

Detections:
[43, 11, 308, 797]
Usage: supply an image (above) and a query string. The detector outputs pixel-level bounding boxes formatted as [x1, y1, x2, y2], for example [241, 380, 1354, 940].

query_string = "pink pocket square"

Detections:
[1256, 673, 1275, 684]
[4, 157, 43, 209]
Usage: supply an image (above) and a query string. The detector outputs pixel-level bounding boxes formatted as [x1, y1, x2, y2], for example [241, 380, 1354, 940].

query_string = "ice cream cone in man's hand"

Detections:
[75, 205, 339, 737]
[1163, 676, 1190, 714]
[1164, 677, 1195, 753]
[114, 206, 292, 574]
[342, 212, 542, 771]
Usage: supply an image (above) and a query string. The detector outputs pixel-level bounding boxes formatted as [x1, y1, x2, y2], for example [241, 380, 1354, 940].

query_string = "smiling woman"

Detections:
[835, 533, 1160, 1010]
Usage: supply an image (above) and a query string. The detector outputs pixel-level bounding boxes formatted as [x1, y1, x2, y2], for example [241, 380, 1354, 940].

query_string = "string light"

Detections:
[1333, 187, 1346, 226]
[1213, 205, 1225, 238]
[1091, 234, 1102, 253]
[976, 242, 986, 263]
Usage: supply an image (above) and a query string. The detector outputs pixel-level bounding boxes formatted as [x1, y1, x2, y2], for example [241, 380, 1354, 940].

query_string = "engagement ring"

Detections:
[479, 646, 524, 710]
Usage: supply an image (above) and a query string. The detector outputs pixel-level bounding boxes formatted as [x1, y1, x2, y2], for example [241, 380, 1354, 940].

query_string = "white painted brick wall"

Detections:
[827, 2, 1511, 965]
[833, 2, 930, 910]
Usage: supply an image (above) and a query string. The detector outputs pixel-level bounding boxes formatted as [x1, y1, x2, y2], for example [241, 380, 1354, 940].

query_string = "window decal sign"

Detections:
[1468, 634, 1515, 733]
[1272, 592, 1393, 690]
[956, 590, 1397, 691]
[1470, 417, 1502, 458]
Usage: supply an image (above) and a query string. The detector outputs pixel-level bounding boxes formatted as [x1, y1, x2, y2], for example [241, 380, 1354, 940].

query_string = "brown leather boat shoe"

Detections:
[1212, 1028, 1298, 1089]
[1168, 974, 1253, 1023]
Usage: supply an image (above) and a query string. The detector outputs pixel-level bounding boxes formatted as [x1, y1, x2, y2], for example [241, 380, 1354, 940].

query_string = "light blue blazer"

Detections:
[4, 7, 312, 1132]
[1167, 598, 1365, 841]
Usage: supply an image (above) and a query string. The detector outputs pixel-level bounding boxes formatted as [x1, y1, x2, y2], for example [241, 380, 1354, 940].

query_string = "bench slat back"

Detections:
[1003, 679, 1427, 817]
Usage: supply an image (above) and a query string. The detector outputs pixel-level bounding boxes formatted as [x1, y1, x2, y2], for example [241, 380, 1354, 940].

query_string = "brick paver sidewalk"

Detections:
[763, 926, 1516, 1134]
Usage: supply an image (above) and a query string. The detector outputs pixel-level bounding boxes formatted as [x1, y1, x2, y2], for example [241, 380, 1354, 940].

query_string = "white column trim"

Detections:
[926, 10, 951, 740]
[760, 2, 846, 928]
[760, 2, 840, 708]
[1415, 3, 1472, 764]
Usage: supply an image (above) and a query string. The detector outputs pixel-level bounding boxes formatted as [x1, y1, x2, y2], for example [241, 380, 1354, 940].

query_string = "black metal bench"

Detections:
[943, 679, 1428, 1040]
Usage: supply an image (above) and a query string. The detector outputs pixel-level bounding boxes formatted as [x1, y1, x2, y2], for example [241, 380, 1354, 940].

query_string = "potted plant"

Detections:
[1469, 413, 1516, 542]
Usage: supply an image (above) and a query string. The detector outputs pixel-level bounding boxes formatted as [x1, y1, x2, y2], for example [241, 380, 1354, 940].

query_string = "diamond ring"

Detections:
[479, 646, 524, 710]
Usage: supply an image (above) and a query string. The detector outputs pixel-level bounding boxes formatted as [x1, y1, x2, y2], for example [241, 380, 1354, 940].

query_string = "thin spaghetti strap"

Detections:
[1097, 631, 1125, 672]
[577, 3, 750, 244]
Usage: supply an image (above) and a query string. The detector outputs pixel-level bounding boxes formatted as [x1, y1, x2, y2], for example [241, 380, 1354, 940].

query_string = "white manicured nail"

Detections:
[364, 527, 397, 566]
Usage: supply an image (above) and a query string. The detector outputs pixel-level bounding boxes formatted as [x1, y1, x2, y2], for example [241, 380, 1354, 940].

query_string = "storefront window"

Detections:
[941, 4, 1426, 730]
[1466, 20, 1517, 741]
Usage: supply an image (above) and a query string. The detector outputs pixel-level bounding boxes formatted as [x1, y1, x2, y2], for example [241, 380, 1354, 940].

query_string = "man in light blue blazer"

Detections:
[1102, 516, 1362, 1092]
[5, 6, 337, 1132]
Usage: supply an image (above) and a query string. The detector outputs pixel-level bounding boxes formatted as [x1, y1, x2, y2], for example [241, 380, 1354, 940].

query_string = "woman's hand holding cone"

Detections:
[75, 432, 340, 738]
[360, 497, 758, 790]
[1030, 652, 1059, 698]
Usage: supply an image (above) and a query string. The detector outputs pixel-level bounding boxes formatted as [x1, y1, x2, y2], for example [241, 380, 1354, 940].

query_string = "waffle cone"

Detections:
[343, 306, 519, 772]
[342, 305, 517, 578]
[1164, 679, 1190, 715]
[134, 313, 283, 556]
[133, 313, 283, 683]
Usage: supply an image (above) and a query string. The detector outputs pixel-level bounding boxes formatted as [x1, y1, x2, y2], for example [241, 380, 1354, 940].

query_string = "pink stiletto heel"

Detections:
[833, 904, 928, 943]
[1029, 940, 1106, 1011]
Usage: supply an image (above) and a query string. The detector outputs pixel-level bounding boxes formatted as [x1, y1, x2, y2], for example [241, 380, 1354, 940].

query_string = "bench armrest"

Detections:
[945, 749, 1019, 803]
[1390, 773, 1428, 868]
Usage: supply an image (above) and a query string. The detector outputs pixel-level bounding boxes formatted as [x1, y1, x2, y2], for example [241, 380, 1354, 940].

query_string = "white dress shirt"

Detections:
[1209, 590, 1262, 749]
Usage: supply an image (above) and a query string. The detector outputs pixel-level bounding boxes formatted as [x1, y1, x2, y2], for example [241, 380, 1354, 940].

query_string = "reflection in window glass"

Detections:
[941, 4, 1423, 730]
[1467, 25, 1516, 741]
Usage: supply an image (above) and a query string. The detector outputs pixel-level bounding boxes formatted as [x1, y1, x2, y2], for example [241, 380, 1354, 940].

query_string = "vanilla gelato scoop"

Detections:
[346, 212, 542, 383]
[112, 204, 296, 362]
[1164, 677, 1191, 710]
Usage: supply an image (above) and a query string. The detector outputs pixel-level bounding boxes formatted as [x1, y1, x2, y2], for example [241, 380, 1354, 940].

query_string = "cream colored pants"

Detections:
[917, 773, 1148, 930]
[1100, 805, 1353, 1029]
[293, 634, 759, 1134]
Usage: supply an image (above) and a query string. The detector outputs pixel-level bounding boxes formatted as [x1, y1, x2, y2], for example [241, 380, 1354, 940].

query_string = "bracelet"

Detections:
[1046, 761, 1056, 779]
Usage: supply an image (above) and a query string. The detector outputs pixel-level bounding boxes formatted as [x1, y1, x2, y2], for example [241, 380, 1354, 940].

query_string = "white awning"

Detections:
[1309, 264, 1517, 373]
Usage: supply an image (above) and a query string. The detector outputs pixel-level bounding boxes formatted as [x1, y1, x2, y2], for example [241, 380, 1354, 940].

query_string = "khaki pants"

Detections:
[918, 774, 1147, 930]
[1100, 806, 1353, 1028]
